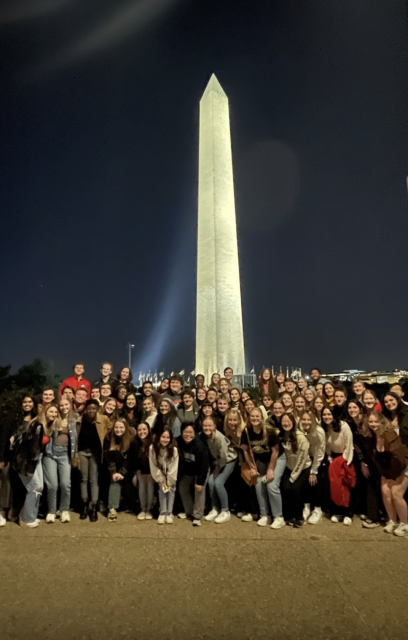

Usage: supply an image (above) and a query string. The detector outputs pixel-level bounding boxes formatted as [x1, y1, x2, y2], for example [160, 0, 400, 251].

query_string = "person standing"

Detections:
[105, 418, 134, 522]
[59, 363, 91, 398]
[177, 423, 210, 526]
[149, 428, 179, 524]
[131, 422, 154, 520]
[93, 362, 115, 388]
[300, 411, 326, 524]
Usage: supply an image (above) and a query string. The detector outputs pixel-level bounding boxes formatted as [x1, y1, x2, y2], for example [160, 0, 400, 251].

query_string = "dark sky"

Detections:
[1, 0, 408, 380]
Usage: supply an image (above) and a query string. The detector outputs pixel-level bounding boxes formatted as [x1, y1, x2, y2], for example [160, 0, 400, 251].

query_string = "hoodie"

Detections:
[176, 435, 210, 485]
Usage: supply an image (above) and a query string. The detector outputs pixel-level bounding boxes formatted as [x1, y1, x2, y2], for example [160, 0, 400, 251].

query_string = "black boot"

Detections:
[80, 501, 88, 520]
[89, 503, 98, 522]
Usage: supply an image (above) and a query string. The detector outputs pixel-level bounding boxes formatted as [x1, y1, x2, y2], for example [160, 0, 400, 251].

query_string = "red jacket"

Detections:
[328, 455, 356, 507]
[59, 376, 92, 399]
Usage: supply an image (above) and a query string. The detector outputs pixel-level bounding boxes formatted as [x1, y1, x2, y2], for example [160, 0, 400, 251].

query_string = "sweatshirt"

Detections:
[200, 429, 237, 468]
[149, 445, 179, 488]
[306, 426, 326, 475]
[326, 421, 354, 465]
[176, 435, 210, 485]
[282, 432, 311, 483]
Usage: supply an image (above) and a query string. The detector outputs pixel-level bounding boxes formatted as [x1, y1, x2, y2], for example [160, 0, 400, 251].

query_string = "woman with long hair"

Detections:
[219, 378, 232, 397]
[280, 392, 294, 414]
[293, 395, 307, 423]
[304, 388, 316, 409]
[311, 395, 325, 423]
[215, 396, 230, 433]
[224, 409, 258, 520]
[195, 401, 215, 433]
[122, 393, 140, 429]
[149, 428, 179, 524]
[112, 367, 136, 395]
[0, 395, 38, 527]
[99, 397, 119, 429]
[114, 384, 128, 411]
[131, 422, 154, 520]
[347, 400, 382, 528]
[141, 397, 158, 430]
[209, 373, 221, 391]
[362, 389, 382, 414]
[297, 376, 308, 395]
[268, 400, 285, 431]
[201, 416, 237, 524]
[13, 403, 59, 528]
[322, 406, 355, 525]
[362, 411, 408, 536]
[279, 412, 312, 527]
[195, 387, 207, 407]
[261, 394, 274, 418]
[383, 392, 408, 445]
[323, 382, 336, 408]
[258, 368, 279, 402]
[241, 408, 286, 529]
[157, 378, 170, 394]
[177, 423, 210, 526]
[104, 418, 134, 521]
[153, 399, 182, 438]
[300, 411, 325, 525]
[275, 372, 286, 395]
[43, 397, 78, 524]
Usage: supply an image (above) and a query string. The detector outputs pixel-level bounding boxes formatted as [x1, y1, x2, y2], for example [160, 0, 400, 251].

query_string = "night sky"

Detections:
[1, 0, 408, 380]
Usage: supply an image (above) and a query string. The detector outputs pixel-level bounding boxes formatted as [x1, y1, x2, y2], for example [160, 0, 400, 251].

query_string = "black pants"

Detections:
[282, 467, 311, 521]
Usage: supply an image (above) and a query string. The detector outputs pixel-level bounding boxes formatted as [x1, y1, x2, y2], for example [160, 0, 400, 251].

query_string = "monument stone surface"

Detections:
[195, 74, 245, 382]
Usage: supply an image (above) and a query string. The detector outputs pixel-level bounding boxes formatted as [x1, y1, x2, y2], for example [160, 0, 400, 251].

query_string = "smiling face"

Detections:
[62, 388, 74, 400]
[22, 396, 35, 413]
[197, 388, 206, 402]
[276, 373, 285, 384]
[74, 364, 84, 377]
[114, 421, 126, 437]
[117, 387, 127, 400]
[207, 390, 217, 404]
[100, 384, 111, 399]
[91, 388, 100, 400]
[262, 395, 273, 408]
[262, 368, 271, 381]
[244, 399, 255, 412]
[304, 389, 314, 403]
[314, 397, 324, 412]
[170, 379, 182, 394]
[75, 390, 87, 405]
[217, 398, 229, 414]
[182, 394, 194, 408]
[249, 409, 262, 428]
[301, 413, 312, 432]
[294, 397, 306, 412]
[241, 392, 250, 403]
[334, 390, 346, 406]
[211, 373, 220, 386]
[143, 398, 153, 414]
[273, 401, 284, 417]
[203, 404, 213, 417]
[284, 380, 296, 394]
[42, 389, 55, 404]
[347, 402, 361, 419]
[126, 394, 136, 408]
[159, 431, 171, 447]
[202, 417, 216, 436]
[281, 394, 293, 409]
[362, 391, 376, 409]
[159, 401, 171, 415]
[390, 385, 403, 398]
[368, 413, 381, 432]
[85, 403, 98, 420]
[230, 389, 240, 403]
[137, 423, 149, 440]
[324, 383, 335, 398]
[315, 384, 323, 396]
[383, 394, 398, 412]
[352, 381, 365, 397]
[281, 414, 294, 432]
[143, 382, 153, 396]
[45, 405, 58, 422]
[161, 378, 169, 390]
[120, 368, 130, 381]
[298, 377, 307, 390]
[322, 408, 333, 425]
[219, 380, 229, 394]
[182, 425, 195, 443]
[227, 413, 240, 431]
[101, 363, 112, 377]
[58, 398, 71, 416]
[105, 399, 116, 415]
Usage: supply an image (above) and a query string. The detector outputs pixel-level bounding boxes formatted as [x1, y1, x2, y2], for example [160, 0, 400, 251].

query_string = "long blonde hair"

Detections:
[247, 407, 270, 446]
[362, 410, 394, 437]
[224, 408, 245, 439]
[35, 403, 61, 436]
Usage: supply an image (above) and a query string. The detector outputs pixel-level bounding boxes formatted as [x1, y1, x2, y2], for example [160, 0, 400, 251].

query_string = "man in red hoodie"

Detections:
[59, 363, 92, 399]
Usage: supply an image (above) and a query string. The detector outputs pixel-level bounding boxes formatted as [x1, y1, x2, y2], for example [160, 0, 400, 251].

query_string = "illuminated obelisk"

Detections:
[195, 74, 245, 383]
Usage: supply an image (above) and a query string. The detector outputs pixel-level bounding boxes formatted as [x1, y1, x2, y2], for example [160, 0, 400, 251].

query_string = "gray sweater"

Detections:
[205, 430, 237, 467]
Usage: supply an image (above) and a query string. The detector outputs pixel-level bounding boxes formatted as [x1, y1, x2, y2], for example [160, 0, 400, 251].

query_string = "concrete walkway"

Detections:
[1, 514, 406, 640]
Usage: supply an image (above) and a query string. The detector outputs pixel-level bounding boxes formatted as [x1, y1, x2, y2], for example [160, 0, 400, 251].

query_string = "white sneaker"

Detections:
[46, 513, 56, 524]
[157, 514, 166, 524]
[308, 509, 322, 525]
[204, 509, 219, 522]
[214, 511, 230, 524]
[257, 516, 270, 527]
[331, 515, 340, 523]
[271, 516, 285, 530]
[343, 517, 352, 526]
[0, 510, 6, 527]
[394, 523, 408, 537]
[192, 519, 201, 526]
[165, 514, 174, 524]
[303, 504, 311, 521]
[145, 511, 153, 520]
[177, 512, 187, 519]
[384, 520, 397, 534]
[19, 519, 39, 528]
[137, 511, 146, 520]
[236, 512, 244, 519]
[241, 513, 253, 522]
[60, 511, 70, 523]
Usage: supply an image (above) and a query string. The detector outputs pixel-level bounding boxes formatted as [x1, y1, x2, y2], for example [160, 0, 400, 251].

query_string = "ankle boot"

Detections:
[80, 501, 88, 520]
[89, 503, 98, 522]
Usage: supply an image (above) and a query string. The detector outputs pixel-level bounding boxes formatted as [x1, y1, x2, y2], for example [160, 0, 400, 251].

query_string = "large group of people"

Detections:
[1, 362, 408, 537]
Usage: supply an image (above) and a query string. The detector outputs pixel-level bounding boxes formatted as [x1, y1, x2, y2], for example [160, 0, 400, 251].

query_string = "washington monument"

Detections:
[195, 74, 245, 382]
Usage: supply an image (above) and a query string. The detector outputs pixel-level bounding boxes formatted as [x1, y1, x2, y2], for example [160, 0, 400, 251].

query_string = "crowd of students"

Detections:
[1, 362, 408, 536]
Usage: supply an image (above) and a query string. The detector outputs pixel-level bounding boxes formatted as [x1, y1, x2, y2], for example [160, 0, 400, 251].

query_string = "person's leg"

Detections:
[108, 481, 122, 510]
[78, 452, 90, 502]
[390, 475, 408, 524]
[0, 463, 11, 512]
[137, 471, 147, 510]
[42, 455, 58, 514]
[158, 486, 167, 514]
[56, 449, 71, 512]
[281, 468, 293, 521]
[381, 477, 397, 522]
[292, 469, 311, 520]
[255, 476, 269, 517]
[179, 476, 194, 516]
[193, 480, 207, 520]
[19, 460, 44, 523]
[214, 461, 236, 512]
[207, 473, 220, 511]
[167, 487, 176, 515]
[88, 454, 100, 505]
[266, 454, 286, 518]
[146, 475, 155, 511]
[366, 472, 381, 522]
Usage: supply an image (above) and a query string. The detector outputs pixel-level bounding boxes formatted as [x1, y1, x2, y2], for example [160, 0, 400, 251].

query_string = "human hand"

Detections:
[0, 462, 4, 470]
[250, 467, 258, 478]
[195, 484, 204, 492]
[266, 468, 274, 482]
[309, 474, 317, 486]
[361, 463, 370, 479]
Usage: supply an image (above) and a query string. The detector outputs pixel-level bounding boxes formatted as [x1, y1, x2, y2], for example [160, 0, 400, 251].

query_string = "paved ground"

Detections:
[1, 514, 407, 640]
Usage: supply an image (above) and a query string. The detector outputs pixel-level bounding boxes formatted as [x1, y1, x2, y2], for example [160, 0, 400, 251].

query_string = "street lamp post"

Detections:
[126, 343, 134, 370]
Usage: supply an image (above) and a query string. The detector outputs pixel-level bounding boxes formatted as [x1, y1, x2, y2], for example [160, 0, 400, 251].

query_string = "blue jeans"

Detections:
[137, 471, 154, 511]
[255, 454, 286, 518]
[158, 486, 175, 515]
[208, 460, 236, 512]
[43, 445, 71, 513]
[19, 455, 43, 524]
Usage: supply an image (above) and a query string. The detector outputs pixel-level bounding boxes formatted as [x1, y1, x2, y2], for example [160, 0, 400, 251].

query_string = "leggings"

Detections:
[78, 451, 100, 504]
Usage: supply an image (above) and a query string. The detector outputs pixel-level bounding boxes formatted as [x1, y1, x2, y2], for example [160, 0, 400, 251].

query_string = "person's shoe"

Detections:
[46, 513, 56, 524]
[331, 515, 340, 523]
[80, 501, 88, 520]
[158, 514, 166, 524]
[98, 500, 107, 514]
[236, 512, 244, 519]
[214, 510, 231, 524]
[192, 519, 201, 526]
[384, 520, 397, 534]
[308, 508, 322, 525]
[343, 517, 352, 526]
[293, 519, 305, 528]
[60, 511, 71, 523]
[362, 519, 380, 529]
[360, 514, 367, 521]
[393, 523, 408, 537]
[0, 510, 7, 527]
[89, 504, 98, 522]
[257, 516, 270, 527]
[108, 509, 117, 522]
[271, 516, 285, 530]
[19, 519, 39, 528]
[165, 514, 174, 524]
[145, 511, 153, 520]
[204, 509, 219, 522]
[177, 512, 187, 519]
[241, 513, 253, 522]
[137, 511, 146, 520]
[286, 519, 295, 527]
[303, 504, 311, 521]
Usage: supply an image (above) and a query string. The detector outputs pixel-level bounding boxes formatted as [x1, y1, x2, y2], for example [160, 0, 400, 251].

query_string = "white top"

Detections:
[325, 421, 354, 465]
[282, 432, 311, 483]
[306, 426, 326, 475]
[148, 445, 179, 488]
